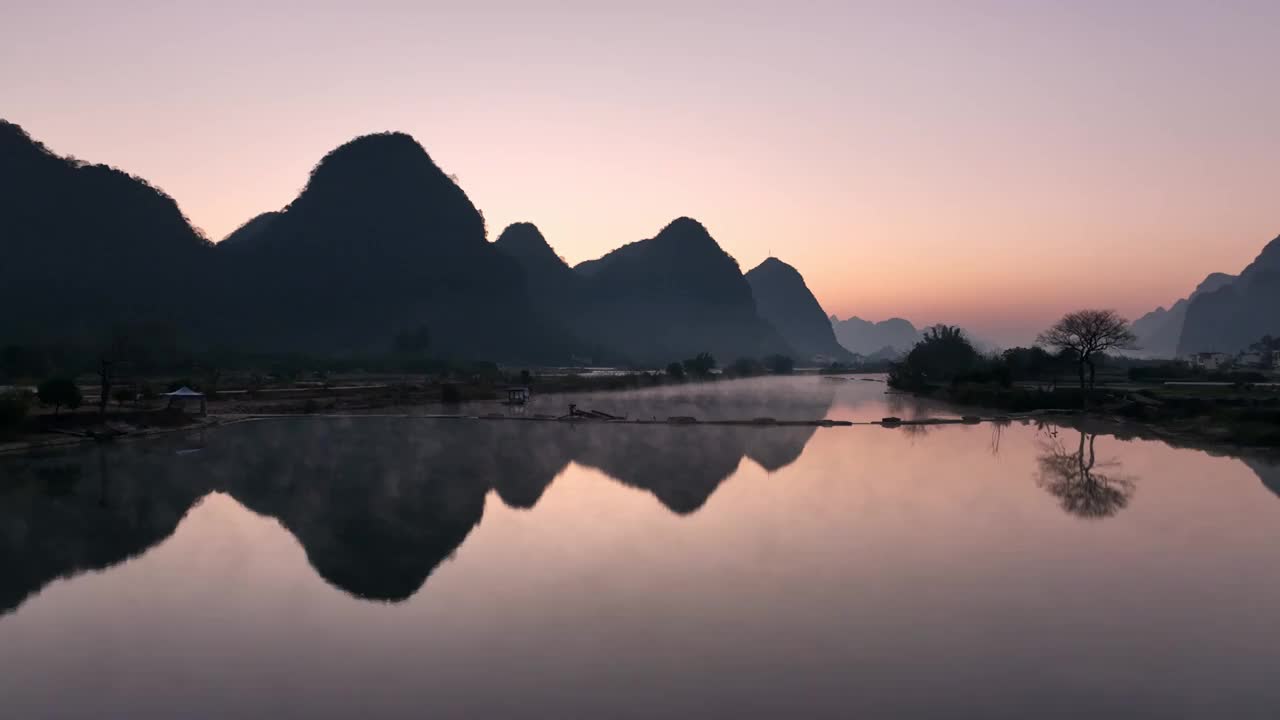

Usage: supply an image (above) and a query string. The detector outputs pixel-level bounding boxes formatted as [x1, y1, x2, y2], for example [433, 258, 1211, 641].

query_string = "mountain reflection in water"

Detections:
[0, 388, 831, 613]
[3, 377, 1280, 719]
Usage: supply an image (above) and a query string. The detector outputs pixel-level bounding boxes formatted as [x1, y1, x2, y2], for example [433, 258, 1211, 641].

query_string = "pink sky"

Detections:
[3, 1, 1277, 345]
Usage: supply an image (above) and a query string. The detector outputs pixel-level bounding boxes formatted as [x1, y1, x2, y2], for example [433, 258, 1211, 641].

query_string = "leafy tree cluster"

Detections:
[998, 346, 1074, 388]
[729, 356, 764, 376]
[725, 354, 795, 377]
[37, 377, 81, 416]
[666, 352, 795, 380]
[889, 311, 1139, 408]
[888, 325, 982, 389]
[682, 352, 718, 377]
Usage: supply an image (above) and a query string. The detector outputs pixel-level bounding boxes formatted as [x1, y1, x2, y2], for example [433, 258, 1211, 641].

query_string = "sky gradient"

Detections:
[3, 0, 1278, 345]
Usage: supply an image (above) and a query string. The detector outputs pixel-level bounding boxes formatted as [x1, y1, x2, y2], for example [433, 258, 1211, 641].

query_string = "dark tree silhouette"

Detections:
[766, 354, 795, 374]
[730, 356, 763, 377]
[1000, 346, 1070, 389]
[682, 352, 717, 377]
[112, 387, 133, 408]
[889, 324, 981, 387]
[1038, 309, 1136, 402]
[37, 377, 81, 417]
[1036, 431, 1136, 519]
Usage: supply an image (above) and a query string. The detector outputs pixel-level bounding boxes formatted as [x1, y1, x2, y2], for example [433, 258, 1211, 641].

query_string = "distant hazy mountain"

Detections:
[570, 217, 791, 364]
[1179, 235, 1280, 354]
[1130, 272, 1234, 357]
[214, 131, 564, 359]
[0, 119, 213, 343]
[830, 315, 921, 356]
[745, 258, 851, 361]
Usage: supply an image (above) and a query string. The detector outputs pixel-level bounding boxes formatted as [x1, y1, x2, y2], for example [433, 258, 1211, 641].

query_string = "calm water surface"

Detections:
[1, 377, 1278, 719]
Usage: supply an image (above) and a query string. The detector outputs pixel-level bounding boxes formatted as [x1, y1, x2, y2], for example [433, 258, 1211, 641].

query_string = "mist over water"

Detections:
[1, 377, 1278, 719]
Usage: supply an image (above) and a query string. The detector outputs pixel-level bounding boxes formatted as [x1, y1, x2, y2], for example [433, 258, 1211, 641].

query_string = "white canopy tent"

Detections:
[164, 386, 207, 415]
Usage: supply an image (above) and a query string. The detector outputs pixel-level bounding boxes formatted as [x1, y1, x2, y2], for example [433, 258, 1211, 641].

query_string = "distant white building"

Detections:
[1188, 352, 1231, 370]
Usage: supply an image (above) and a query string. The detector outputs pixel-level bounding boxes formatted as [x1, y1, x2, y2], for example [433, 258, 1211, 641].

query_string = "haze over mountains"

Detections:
[1130, 273, 1235, 357]
[1122, 234, 1280, 357]
[829, 316, 922, 357]
[1177, 236, 1280, 355]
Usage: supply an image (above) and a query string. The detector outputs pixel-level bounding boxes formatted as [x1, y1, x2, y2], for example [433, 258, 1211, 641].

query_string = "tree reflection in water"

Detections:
[1036, 430, 1136, 519]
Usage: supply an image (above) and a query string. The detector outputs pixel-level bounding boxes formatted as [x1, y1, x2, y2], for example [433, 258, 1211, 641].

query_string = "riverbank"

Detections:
[0, 370, 794, 455]
[897, 380, 1280, 448]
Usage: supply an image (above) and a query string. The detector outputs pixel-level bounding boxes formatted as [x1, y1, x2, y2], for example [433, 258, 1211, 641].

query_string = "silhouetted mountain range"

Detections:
[745, 258, 851, 362]
[1178, 235, 1280, 355]
[1, 120, 827, 365]
[572, 218, 791, 362]
[218, 211, 281, 248]
[829, 315, 921, 357]
[211, 132, 565, 359]
[497, 218, 792, 363]
[491, 222, 582, 308]
[0, 120, 213, 344]
[1130, 272, 1234, 357]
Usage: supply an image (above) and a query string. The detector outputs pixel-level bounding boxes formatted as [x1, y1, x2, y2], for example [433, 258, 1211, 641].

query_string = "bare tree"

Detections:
[1037, 309, 1136, 403]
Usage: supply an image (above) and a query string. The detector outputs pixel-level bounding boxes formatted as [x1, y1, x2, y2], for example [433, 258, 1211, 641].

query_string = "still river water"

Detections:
[1, 376, 1278, 719]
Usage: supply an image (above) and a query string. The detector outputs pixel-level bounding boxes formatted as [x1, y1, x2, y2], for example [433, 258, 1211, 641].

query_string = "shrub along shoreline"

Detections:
[886, 324, 1280, 449]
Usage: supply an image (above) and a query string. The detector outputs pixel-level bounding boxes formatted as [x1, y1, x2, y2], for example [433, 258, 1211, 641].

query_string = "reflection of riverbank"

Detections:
[1027, 416, 1279, 519]
[888, 378, 1280, 452]
[1038, 413, 1280, 473]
